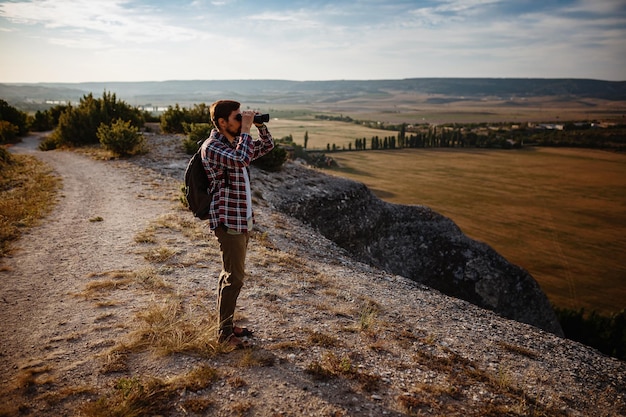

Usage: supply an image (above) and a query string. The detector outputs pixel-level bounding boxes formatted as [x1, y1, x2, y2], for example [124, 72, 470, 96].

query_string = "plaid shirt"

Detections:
[200, 126, 274, 232]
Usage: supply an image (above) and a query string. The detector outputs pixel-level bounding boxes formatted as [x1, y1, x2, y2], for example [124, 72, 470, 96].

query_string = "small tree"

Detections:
[160, 104, 187, 134]
[182, 122, 213, 154]
[31, 110, 54, 131]
[98, 119, 145, 157]
[0, 99, 29, 137]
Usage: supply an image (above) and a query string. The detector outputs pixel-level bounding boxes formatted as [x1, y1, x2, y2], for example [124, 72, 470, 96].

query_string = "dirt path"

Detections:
[1, 134, 175, 396]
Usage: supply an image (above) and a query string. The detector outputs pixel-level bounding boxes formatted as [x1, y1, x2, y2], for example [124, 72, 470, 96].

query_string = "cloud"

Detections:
[0, 0, 202, 44]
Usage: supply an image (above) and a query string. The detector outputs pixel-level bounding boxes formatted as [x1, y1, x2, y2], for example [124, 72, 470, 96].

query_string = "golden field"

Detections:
[329, 147, 626, 315]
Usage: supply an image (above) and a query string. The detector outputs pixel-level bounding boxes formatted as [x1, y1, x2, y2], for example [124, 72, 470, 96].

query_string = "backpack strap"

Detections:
[199, 138, 229, 189]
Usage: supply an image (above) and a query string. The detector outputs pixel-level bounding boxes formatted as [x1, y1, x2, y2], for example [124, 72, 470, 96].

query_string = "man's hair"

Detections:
[210, 100, 240, 128]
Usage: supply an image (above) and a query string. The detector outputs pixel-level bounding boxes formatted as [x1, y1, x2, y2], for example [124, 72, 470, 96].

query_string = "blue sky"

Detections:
[0, 0, 624, 83]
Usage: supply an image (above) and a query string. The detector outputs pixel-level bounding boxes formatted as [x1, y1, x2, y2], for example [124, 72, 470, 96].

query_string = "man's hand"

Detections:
[240, 110, 255, 135]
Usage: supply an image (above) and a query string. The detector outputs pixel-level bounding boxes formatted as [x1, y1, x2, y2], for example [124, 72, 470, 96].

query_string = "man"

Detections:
[201, 99, 274, 349]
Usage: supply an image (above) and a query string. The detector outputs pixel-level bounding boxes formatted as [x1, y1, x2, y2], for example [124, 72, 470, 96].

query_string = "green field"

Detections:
[327, 147, 626, 315]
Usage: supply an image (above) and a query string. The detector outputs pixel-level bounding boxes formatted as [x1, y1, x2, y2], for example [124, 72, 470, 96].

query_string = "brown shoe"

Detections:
[233, 326, 254, 337]
[221, 334, 252, 350]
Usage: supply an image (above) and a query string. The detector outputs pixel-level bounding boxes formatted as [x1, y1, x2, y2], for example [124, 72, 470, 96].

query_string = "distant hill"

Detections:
[2, 78, 625, 107]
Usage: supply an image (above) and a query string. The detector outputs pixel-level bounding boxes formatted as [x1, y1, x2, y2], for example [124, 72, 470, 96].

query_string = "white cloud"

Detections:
[0, 0, 203, 44]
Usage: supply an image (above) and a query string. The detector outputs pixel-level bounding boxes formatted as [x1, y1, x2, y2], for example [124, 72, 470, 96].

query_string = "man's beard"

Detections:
[227, 126, 241, 138]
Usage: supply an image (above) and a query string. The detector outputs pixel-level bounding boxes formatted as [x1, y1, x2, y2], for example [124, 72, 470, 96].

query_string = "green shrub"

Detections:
[51, 92, 143, 147]
[556, 307, 626, 361]
[38, 135, 61, 151]
[160, 104, 187, 134]
[0, 121, 19, 144]
[30, 110, 54, 131]
[182, 138, 199, 155]
[252, 145, 287, 172]
[0, 99, 29, 137]
[182, 123, 213, 155]
[98, 119, 145, 157]
[160, 103, 212, 134]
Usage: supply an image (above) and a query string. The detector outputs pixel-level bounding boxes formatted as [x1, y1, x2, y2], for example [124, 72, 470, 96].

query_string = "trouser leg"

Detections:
[214, 226, 248, 339]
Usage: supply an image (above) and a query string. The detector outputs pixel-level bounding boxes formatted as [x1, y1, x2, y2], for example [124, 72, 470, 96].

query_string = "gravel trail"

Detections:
[1, 134, 174, 394]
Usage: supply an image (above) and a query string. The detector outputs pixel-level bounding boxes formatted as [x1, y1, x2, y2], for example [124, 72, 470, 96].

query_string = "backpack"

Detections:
[184, 140, 228, 220]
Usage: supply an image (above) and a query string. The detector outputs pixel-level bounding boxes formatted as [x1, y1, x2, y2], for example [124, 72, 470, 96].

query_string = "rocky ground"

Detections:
[1, 131, 624, 416]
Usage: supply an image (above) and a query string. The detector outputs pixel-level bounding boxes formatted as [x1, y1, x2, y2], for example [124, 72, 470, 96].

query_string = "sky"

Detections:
[0, 0, 625, 83]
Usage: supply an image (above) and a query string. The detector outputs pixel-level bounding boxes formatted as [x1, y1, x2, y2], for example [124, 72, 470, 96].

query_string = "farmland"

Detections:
[326, 147, 626, 315]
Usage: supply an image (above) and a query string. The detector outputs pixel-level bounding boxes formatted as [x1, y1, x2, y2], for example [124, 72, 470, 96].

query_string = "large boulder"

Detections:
[261, 163, 563, 336]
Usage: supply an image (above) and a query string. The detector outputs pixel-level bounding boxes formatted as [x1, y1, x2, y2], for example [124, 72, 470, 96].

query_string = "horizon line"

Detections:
[3, 76, 625, 85]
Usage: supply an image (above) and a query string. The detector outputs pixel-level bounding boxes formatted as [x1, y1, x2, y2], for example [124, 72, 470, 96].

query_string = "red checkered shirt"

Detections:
[200, 126, 274, 232]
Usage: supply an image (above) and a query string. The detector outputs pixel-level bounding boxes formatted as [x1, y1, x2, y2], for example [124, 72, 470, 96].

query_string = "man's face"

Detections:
[222, 109, 242, 139]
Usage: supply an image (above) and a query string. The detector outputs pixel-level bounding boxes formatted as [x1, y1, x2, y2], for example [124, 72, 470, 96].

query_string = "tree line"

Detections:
[316, 115, 626, 152]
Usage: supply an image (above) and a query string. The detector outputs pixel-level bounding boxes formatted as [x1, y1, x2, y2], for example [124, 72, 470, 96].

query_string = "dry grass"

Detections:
[497, 341, 539, 359]
[330, 147, 626, 314]
[143, 246, 177, 262]
[13, 364, 55, 394]
[78, 268, 172, 299]
[81, 376, 178, 417]
[407, 346, 561, 417]
[129, 297, 221, 357]
[0, 152, 61, 257]
[306, 351, 381, 393]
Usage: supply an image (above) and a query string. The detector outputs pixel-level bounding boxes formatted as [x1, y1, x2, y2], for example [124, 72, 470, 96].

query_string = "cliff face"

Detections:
[259, 162, 563, 336]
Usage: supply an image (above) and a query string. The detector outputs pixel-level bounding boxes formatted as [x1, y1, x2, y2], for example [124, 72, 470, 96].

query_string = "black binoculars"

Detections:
[236, 113, 270, 124]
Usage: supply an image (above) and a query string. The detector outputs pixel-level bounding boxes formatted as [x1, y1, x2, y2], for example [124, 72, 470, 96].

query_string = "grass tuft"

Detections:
[306, 352, 380, 392]
[0, 152, 61, 257]
[130, 297, 220, 357]
[84, 364, 219, 417]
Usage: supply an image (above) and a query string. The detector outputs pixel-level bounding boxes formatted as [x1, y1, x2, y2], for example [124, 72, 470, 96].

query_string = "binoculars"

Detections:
[236, 113, 270, 124]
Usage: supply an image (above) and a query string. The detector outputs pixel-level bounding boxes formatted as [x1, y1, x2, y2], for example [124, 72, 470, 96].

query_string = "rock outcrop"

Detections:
[259, 162, 564, 336]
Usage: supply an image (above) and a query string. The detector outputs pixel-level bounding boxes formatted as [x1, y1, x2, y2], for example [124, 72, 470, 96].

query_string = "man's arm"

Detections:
[251, 124, 274, 159]
[206, 132, 255, 169]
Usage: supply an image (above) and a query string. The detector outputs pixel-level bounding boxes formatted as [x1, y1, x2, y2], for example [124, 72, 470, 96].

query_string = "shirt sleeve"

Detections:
[205, 130, 255, 169]
[251, 125, 275, 160]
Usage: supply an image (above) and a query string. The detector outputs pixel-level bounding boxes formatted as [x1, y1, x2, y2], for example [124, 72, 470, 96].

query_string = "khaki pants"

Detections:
[214, 225, 249, 339]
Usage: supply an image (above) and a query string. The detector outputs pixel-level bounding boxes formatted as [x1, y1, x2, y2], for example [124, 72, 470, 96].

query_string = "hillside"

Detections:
[1, 132, 624, 416]
[2, 78, 625, 108]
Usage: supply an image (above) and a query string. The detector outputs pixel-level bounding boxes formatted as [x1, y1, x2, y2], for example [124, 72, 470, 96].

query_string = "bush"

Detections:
[0, 99, 29, 137]
[0, 121, 19, 144]
[160, 104, 187, 134]
[182, 123, 213, 155]
[51, 92, 143, 147]
[252, 145, 287, 172]
[556, 307, 626, 361]
[160, 103, 212, 134]
[38, 135, 61, 151]
[0, 146, 12, 164]
[30, 110, 54, 131]
[98, 119, 145, 157]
